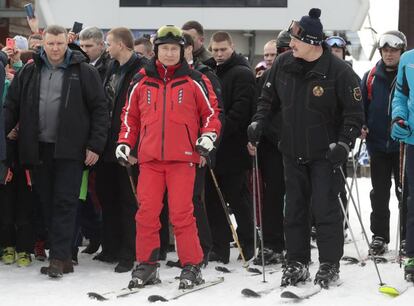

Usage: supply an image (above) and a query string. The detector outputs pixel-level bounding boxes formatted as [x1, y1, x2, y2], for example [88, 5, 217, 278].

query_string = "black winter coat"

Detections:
[212, 52, 256, 173]
[102, 54, 147, 162]
[4, 50, 109, 167]
[254, 46, 364, 161]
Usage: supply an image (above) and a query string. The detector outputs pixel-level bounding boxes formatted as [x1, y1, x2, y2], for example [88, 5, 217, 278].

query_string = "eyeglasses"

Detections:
[378, 34, 405, 49]
[325, 36, 347, 48]
[287, 21, 304, 40]
[156, 25, 183, 40]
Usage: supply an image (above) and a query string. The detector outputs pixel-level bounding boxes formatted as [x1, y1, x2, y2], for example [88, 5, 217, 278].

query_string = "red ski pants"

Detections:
[136, 160, 203, 265]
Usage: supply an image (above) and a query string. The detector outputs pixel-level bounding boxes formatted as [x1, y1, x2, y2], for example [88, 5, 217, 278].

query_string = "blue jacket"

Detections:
[392, 49, 414, 145]
[361, 60, 399, 155]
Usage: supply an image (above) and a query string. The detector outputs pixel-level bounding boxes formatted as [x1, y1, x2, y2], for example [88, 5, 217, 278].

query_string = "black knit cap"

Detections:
[298, 8, 323, 45]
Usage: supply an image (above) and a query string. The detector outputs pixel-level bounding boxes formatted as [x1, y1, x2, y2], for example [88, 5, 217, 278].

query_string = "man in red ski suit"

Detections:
[116, 25, 221, 289]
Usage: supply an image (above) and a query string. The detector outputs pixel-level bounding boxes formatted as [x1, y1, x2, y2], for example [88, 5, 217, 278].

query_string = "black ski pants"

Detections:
[258, 138, 285, 252]
[205, 169, 254, 261]
[405, 144, 414, 257]
[0, 166, 34, 253]
[369, 151, 406, 243]
[283, 156, 344, 265]
[95, 162, 137, 263]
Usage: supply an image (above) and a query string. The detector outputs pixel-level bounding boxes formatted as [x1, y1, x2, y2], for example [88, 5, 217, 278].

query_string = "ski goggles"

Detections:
[287, 20, 305, 40]
[378, 34, 405, 49]
[325, 36, 347, 48]
[156, 25, 183, 42]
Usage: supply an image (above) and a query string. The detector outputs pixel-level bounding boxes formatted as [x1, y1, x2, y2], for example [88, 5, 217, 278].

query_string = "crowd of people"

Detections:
[0, 6, 413, 290]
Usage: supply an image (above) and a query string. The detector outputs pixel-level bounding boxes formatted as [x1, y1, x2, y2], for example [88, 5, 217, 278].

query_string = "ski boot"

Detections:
[369, 236, 388, 256]
[253, 248, 285, 266]
[404, 257, 414, 282]
[2, 247, 16, 264]
[281, 261, 310, 287]
[128, 263, 160, 289]
[16, 252, 32, 267]
[179, 264, 204, 289]
[314, 262, 340, 288]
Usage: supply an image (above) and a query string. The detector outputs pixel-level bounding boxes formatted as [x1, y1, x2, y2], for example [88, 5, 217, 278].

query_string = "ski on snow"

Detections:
[148, 277, 224, 302]
[87, 287, 141, 301]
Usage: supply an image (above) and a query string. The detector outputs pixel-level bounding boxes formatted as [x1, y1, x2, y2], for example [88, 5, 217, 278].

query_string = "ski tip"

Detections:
[280, 291, 300, 299]
[148, 295, 168, 302]
[87, 292, 108, 301]
[241, 288, 261, 298]
[215, 266, 231, 273]
[247, 267, 262, 274]
[379, 285, 403, 297]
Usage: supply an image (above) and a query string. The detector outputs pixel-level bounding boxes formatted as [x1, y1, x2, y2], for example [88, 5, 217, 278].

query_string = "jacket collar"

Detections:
[145, 58, 192, 80]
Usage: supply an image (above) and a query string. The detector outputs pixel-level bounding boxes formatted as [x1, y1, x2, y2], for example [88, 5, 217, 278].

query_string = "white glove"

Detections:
[115, 144, 130, 165]
[196, 132, 217, 156]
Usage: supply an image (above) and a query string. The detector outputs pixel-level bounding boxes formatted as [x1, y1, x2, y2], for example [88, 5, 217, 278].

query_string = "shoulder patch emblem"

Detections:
[312, 85, 324, 97]
[353, 87, 362, 101]
[266, 82, 271, 88]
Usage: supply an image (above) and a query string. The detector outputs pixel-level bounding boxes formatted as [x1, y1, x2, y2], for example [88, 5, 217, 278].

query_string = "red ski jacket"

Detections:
[118, 59, 221, 164]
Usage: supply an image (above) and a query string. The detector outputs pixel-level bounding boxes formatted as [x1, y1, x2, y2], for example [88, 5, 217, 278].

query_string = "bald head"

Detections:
[264, 40, 277, 68]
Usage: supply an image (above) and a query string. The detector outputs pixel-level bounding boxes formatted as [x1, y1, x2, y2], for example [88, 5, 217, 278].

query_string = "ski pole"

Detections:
[252, 157, 258, 260]
[395, 142, 406, 266]
[338, 194, 365, 266]
[339, 167, 385, 285]
[253, 150, 266, 282]
[207, 160, 260, 273]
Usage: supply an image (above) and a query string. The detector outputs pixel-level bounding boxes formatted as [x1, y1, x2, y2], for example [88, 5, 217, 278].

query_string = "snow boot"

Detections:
[40, 259, 74, 278]
[179, 264, 204, 289]
[34, 240, 47, 261]
[281, 261, 310, 287]
[253, 248, 284, 266]
[16, 252, 32, 267]
[314, 262, 340, 288]
[369, 236, 388, 256]
[115, 259, 134, 273]
[404, 257, 414, 282]
[2, 246, 15, 264]
[128, 263, 160, 289]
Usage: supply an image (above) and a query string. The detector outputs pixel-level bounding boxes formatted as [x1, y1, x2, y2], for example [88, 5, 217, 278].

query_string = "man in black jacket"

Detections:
[79, 26, 111, 82]
[4, 25, 108, 278]
[94, 27, 147, 273]
[248, 9, 364, 288]
[205, 31, 256, 264]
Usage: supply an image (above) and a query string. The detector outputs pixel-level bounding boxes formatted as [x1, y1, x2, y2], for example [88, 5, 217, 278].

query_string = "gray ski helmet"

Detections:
[276, 30, 291, 48]
[378, 30, 407, 51]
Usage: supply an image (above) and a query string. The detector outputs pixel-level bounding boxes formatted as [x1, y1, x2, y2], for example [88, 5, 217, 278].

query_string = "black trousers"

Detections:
[205, 169, 254, 261]
[95, 162, 137, 262]
[0, 166, 34, 253]
[258, 138, 285, 252]
[33, 143, 83, 260]
[283, 156, 343, 265]
[369, 151, 406, 243]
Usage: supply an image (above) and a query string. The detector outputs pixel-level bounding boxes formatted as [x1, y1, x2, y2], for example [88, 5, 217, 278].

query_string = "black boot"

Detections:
[369, 236, 388, 256]
[314, 262, 340, 288]
[281, 261, 310, 287]
[179, 264, 204, 289]
[115, 259, 134, 273]
[128, 263, 160, 288]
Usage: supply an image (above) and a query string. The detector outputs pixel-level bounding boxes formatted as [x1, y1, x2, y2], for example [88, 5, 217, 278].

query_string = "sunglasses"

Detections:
[277, 47, 291, 54]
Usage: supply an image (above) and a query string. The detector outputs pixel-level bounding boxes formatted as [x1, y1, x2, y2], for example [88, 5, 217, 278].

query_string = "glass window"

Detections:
[120, 0, 287, 7]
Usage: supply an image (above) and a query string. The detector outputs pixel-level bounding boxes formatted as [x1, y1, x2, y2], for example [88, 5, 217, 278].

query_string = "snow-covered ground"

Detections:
[0, 176, 412, 306]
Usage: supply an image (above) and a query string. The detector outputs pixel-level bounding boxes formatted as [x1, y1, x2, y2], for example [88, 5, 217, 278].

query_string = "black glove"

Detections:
[247, 121, 263, 145]
[326, 142, 349, 168]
